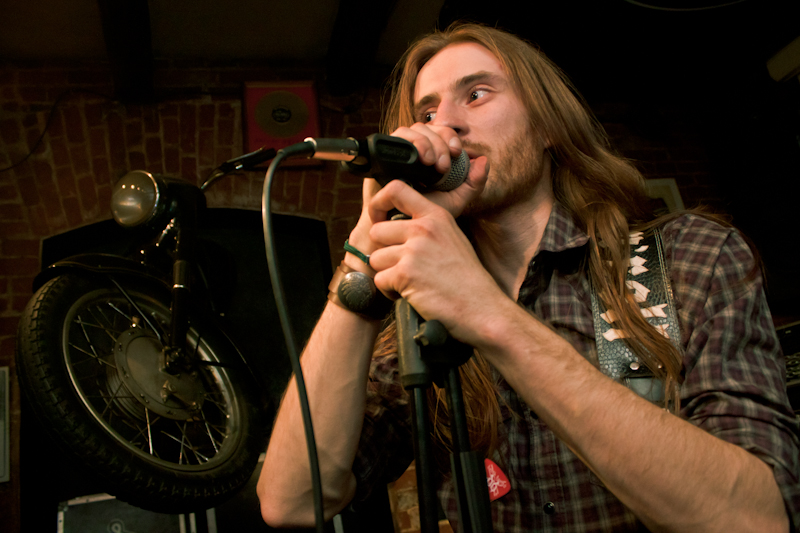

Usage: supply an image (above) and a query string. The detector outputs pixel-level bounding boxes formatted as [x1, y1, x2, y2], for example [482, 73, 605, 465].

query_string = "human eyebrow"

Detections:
[413, 93, 439, 121]
[453, 71, 498, 94]
[413, 71, 501, 120]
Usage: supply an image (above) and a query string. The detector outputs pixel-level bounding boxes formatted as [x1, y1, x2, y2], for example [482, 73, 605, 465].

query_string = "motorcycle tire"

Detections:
[16, 273, 264, 513]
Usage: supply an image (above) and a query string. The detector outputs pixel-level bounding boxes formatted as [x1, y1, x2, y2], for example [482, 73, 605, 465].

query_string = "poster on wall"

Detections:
[244, 81, 321, 167]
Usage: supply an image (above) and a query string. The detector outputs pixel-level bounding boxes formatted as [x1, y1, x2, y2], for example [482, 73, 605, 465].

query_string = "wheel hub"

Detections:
[113, 327, 205, 420]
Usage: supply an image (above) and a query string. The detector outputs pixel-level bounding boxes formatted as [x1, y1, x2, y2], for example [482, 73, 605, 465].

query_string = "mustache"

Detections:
[461, 141, 491, 158]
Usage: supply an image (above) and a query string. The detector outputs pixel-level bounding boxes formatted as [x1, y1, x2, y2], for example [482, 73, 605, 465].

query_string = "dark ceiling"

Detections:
[0, 0, 797, 102]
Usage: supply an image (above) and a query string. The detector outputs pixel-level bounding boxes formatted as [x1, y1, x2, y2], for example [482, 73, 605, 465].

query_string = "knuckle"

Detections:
[373, 271, 389, 292]
[412, 217, 437, 238]
[393, 264, 411, 289]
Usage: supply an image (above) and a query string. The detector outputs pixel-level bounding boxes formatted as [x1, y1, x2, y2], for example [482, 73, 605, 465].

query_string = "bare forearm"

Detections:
[479, 302, 788, 532]
[258, 302, 380, 527]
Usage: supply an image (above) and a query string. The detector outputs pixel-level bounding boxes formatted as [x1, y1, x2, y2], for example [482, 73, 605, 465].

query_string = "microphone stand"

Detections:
[395, 299, 493, 533]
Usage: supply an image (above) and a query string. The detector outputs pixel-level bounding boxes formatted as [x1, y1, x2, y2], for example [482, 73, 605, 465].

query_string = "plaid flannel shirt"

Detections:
[353, 203, 800, 532]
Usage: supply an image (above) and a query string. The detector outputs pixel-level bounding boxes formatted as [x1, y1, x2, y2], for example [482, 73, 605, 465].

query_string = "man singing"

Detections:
[258, 23, 800, 532]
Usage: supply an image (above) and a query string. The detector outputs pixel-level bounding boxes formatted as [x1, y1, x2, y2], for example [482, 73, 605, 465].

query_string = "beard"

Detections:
[462, 135, 547, 217]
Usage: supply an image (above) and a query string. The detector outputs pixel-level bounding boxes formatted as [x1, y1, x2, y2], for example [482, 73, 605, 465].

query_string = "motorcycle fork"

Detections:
[165, 258, 191, 373]
[164, 200, 198, 375]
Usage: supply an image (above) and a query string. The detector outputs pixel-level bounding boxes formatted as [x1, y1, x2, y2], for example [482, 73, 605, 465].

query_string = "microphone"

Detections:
[301, 134, 470, 192]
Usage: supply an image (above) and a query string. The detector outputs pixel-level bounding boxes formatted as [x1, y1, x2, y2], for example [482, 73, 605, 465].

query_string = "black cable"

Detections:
[260, 142, 326, 533]
[0, 89, 111, 174]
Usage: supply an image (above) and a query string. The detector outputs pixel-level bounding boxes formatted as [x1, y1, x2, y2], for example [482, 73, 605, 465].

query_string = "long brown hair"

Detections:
[376, 22, 684, 463]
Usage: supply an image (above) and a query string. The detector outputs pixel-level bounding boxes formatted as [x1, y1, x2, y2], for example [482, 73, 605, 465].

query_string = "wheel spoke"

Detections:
[122, 411, 161, 449]
[106, 301, 134, 325]
[200, 393, 227, 415]
[179, 421, 187, 464]
[163, 426, 195, 464]
[145, 408, 154, 455]
[68, 342, 117, 368]
[207, 426, 228, 442]
[73, 316, 116, 332]
[102, 381, 134, 418]
[121, 418, 147, 448]
[186, 434, 210, 463]
[202, 416, 220, 453]
[77, 314, 101, 361]
[88, 306, 125, 342]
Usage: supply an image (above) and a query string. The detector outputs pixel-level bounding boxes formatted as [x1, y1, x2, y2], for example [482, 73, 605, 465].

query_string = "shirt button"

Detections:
[543, 502, 556, 515]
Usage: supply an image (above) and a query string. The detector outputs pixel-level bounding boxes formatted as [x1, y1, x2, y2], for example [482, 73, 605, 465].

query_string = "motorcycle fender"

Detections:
[33, 253, 168, 292]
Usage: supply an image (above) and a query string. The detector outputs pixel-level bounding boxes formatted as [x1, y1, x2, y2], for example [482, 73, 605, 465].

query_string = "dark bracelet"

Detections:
[327, 262, 392, 320]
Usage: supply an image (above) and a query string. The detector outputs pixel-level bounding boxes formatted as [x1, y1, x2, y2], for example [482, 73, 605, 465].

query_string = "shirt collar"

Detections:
[536, 202, 590, 256]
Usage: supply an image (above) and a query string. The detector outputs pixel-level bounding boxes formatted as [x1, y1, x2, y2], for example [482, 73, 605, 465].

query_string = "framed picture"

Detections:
[243, 81, 321, 167]
[645, 178, 685, 215]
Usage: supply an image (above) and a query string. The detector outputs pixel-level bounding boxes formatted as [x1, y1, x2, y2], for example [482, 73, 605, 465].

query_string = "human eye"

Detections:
[422, 110, 436, 123]
[469, 88, 489, 102]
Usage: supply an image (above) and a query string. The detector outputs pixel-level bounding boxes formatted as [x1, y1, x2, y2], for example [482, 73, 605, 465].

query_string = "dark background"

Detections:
[2, 1, 799, 531]
[1, 0, 797, 307]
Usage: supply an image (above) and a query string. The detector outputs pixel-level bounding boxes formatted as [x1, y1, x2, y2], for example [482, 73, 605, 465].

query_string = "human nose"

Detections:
[429, 99, 465, 134]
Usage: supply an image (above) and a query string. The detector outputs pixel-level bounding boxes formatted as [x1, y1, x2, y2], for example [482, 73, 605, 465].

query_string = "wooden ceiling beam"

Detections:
[97, 0, 154, 103]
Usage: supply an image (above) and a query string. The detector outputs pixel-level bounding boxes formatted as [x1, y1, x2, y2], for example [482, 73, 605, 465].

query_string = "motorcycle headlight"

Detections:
[111, 170, 167, 227]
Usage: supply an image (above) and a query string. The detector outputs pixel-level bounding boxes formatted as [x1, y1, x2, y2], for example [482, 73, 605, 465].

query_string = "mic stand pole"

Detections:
[395, 299, 493, 533]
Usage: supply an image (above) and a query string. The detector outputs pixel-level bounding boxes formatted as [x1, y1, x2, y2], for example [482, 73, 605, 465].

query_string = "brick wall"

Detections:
[0, 60, 382, 532]
[0, 60, 728, 532]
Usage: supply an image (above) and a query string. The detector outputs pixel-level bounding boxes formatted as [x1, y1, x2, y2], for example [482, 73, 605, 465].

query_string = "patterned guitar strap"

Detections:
[590, 228, 682, 404]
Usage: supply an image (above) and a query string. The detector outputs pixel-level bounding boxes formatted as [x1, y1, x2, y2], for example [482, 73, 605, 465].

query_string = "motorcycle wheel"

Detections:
[16, 273, 264, 513]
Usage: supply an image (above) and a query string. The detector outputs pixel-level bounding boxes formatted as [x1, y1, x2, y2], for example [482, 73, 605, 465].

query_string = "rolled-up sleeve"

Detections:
[667, 215, 800, 527]
[351, 353, 415, 505]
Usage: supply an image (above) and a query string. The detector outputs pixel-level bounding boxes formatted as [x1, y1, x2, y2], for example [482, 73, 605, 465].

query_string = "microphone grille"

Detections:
[433, 150, 470, 191]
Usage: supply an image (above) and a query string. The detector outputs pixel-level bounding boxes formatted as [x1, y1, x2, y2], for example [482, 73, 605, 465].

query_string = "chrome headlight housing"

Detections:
[111, 170, 168, 227]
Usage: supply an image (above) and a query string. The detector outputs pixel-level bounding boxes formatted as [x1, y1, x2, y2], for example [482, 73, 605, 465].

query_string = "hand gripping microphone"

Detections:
[303, 133, 470, 191]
